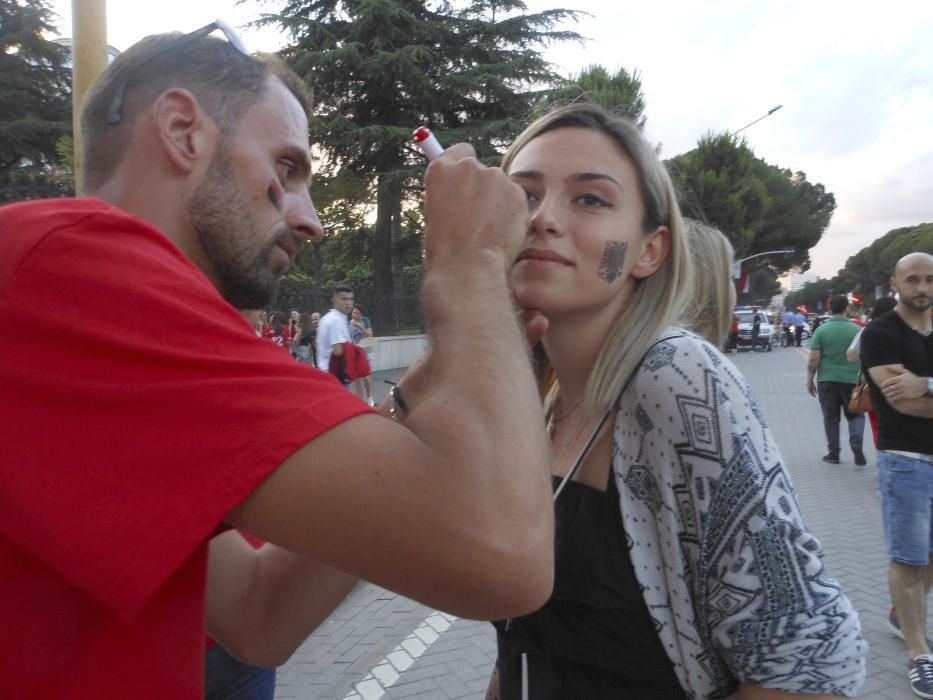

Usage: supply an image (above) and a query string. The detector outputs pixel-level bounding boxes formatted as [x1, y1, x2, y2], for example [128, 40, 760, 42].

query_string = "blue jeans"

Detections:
[205, 645, 276, 700]
[877, 451, 933, 566]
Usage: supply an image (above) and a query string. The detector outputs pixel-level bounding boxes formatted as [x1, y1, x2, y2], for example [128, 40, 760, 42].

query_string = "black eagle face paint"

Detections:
[598, 241, 627, 284]
[267, 180, 283, 213]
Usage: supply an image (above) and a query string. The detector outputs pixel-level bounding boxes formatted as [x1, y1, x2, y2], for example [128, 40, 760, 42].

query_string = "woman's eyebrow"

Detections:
[509, 170, 542, 181]
[509, 170, 624, 192]
[570, 173, 624, 191]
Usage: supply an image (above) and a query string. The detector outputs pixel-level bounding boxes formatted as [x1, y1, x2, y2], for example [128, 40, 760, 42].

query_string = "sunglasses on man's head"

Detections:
[106, 19, 250, 126]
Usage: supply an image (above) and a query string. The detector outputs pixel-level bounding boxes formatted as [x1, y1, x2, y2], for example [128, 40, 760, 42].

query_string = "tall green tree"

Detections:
[545, 64, 646, 126]
[258, 0, 582, 332]
[783, 222, 933, 311]
[668, 133, 835, 300]
[0, 0, 72, 201]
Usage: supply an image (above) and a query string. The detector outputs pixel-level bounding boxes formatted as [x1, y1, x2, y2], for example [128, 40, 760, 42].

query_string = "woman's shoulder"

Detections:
[636, 327, 733, 377]
[622, 327, 752, 407]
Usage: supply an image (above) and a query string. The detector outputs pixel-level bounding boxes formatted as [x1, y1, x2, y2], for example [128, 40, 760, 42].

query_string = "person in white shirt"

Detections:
[316, 285, 354, 375]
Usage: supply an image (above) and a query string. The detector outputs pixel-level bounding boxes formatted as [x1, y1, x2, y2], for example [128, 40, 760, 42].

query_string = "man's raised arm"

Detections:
[227, 144, 554, 620]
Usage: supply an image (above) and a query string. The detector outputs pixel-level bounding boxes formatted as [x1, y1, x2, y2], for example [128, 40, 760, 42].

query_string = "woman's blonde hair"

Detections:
[502, 102, 693, 413]
[683, 219, 734, 346]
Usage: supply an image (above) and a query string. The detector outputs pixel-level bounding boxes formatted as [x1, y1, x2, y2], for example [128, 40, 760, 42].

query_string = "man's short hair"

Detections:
[333, 285, 354, 297]
[830, 294, 849, 314]
[79, 32, 312, 191]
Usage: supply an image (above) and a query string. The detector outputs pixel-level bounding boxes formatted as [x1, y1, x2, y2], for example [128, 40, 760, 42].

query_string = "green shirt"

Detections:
[811, 316, 861, 384]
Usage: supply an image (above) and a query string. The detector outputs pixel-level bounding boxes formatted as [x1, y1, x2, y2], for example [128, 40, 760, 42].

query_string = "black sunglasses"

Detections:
[106, 20, 250, 126]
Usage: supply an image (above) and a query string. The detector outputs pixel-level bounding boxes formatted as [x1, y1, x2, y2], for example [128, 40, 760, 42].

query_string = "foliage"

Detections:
[0, 0, 72, 181]
[668, 133, 836, 301]
[785, 223, 933, 310]
[257, 0, 583, 332]
[543, 64, 646, 126]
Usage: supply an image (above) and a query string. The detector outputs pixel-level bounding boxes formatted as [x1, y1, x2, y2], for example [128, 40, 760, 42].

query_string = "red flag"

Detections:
[738, 263, 750, 293]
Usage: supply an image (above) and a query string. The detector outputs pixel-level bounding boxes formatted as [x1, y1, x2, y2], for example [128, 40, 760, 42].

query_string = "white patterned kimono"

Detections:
[612, 328, 866, 698]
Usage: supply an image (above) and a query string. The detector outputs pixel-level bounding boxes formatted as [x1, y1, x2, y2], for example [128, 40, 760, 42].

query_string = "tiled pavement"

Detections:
[275, 348, 920, 699]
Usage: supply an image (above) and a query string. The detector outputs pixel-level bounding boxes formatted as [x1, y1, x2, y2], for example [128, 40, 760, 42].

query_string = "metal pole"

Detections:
[71, 0, 108, 195]
[731, 249, 793, 279]
[731, 105, 783, 137]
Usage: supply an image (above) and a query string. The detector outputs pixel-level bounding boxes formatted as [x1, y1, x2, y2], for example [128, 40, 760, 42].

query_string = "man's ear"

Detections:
[630, 225, 671, 279]
[152, 88, 214, 175]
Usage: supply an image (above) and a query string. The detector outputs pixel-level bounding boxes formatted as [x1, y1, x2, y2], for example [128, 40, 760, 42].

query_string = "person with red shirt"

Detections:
[262, 310, 291, 350]
[0, 24, 553, 699]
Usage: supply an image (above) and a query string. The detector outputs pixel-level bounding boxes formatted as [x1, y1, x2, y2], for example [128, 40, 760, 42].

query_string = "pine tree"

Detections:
[258, 0, 581, 331]
[544, 65, 647, 126]
[0, 0, 72, 201]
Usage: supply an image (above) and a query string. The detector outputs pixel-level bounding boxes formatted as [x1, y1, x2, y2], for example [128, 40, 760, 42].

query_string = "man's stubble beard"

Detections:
[901, 294, 932, 313]
[187, 146, 286, 309]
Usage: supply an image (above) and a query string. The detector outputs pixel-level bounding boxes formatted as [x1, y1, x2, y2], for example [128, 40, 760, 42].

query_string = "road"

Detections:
[275, 345, 915, 699]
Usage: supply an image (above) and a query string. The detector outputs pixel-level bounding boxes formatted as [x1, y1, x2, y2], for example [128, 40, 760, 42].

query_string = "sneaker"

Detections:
[909, 654, 933, 698]
[822, 454, 840, 464]
[853, 448, 867, 466]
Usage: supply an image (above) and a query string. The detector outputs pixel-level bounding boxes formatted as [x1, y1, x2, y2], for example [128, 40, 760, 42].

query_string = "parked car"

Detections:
[734, 308, 774, 351]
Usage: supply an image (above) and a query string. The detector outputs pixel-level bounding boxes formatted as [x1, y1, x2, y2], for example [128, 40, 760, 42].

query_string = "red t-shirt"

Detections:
[263, 326, 291, 349]
[0, 198, 375, 698]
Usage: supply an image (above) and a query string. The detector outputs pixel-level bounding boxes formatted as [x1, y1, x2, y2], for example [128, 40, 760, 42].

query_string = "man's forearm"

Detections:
[890, 394, 933, 419]
[207, 532, 358, 667]
[413, 253, 552, 513]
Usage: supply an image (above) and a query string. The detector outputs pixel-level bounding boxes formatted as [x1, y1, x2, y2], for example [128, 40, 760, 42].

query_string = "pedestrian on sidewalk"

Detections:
[860, 252, 933, 697]
[793, 308, 807, 346]
[487, 102, 865, 700]
[806, 294, 866, 465]
[0, 27, 554, 698]
[316, 284, 354, 380]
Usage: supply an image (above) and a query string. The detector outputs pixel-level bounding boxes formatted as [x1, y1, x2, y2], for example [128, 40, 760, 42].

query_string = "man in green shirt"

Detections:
[807, 295, 866, 465]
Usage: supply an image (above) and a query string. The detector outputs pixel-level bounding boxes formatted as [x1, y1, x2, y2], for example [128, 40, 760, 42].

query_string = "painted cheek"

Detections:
[597, 241, 628, 284]
[267, 180, 284, 213]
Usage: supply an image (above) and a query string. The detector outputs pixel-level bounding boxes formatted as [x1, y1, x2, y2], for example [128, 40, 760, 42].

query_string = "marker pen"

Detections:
[413, 126, 444, 161]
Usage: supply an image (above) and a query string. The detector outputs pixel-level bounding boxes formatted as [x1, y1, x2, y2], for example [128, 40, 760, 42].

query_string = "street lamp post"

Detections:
[731, 105, 783, 136]
[731, 249, 794, 279]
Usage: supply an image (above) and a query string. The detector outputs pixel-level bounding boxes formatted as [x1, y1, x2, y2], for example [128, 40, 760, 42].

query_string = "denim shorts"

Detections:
[877, 451, 933, 566]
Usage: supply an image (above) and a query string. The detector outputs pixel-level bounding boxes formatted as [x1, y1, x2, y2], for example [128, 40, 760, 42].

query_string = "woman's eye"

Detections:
[522, 187, 539, 203]
[578, 193, 607, 207]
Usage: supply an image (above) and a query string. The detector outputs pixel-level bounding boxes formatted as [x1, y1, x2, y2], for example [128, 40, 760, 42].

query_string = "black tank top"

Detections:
[493, 474, 687, 699]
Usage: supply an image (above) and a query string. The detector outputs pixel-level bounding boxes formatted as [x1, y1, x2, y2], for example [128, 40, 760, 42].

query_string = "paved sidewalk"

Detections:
[276, 348, 917, 699]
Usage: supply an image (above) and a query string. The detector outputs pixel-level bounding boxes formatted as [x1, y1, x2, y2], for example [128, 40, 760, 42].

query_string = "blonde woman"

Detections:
[683, 219, 736, 347]
[487, 102, 865, 699]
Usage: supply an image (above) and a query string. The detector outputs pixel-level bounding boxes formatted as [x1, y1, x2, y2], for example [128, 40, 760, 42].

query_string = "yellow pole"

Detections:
[71, 0, 108, 195]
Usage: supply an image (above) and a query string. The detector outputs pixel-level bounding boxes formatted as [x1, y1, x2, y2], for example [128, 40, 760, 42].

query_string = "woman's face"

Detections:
[507, 127, 666, 320]
[351, 308, 362, 321]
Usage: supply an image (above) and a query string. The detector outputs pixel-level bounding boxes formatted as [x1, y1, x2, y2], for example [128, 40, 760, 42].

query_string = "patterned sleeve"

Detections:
[665, 334, 865, 694]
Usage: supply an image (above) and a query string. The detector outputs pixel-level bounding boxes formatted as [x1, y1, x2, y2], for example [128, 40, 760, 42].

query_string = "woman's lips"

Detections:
[516, 248, 572, 266]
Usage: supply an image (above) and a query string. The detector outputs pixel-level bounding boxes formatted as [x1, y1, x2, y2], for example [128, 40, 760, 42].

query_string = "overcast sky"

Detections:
[50, 0, 933, 280]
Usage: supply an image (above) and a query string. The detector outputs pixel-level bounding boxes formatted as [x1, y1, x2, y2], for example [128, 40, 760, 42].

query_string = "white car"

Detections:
[735, 309, 773, 351]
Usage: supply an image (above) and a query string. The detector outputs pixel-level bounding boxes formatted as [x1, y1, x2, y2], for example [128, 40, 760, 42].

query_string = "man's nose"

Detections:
[287, 190, 324, 242]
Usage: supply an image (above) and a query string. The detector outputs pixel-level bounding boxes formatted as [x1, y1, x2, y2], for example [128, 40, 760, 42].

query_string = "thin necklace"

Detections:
[552, 397, 582, 422]
[551, 409, 589, 470]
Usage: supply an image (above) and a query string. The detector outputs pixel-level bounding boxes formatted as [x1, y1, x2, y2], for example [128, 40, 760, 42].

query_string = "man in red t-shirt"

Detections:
[0, 25, 553, 699]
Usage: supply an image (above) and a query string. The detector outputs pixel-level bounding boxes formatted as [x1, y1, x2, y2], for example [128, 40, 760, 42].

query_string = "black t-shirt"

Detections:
[860, 310, 933, 454]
